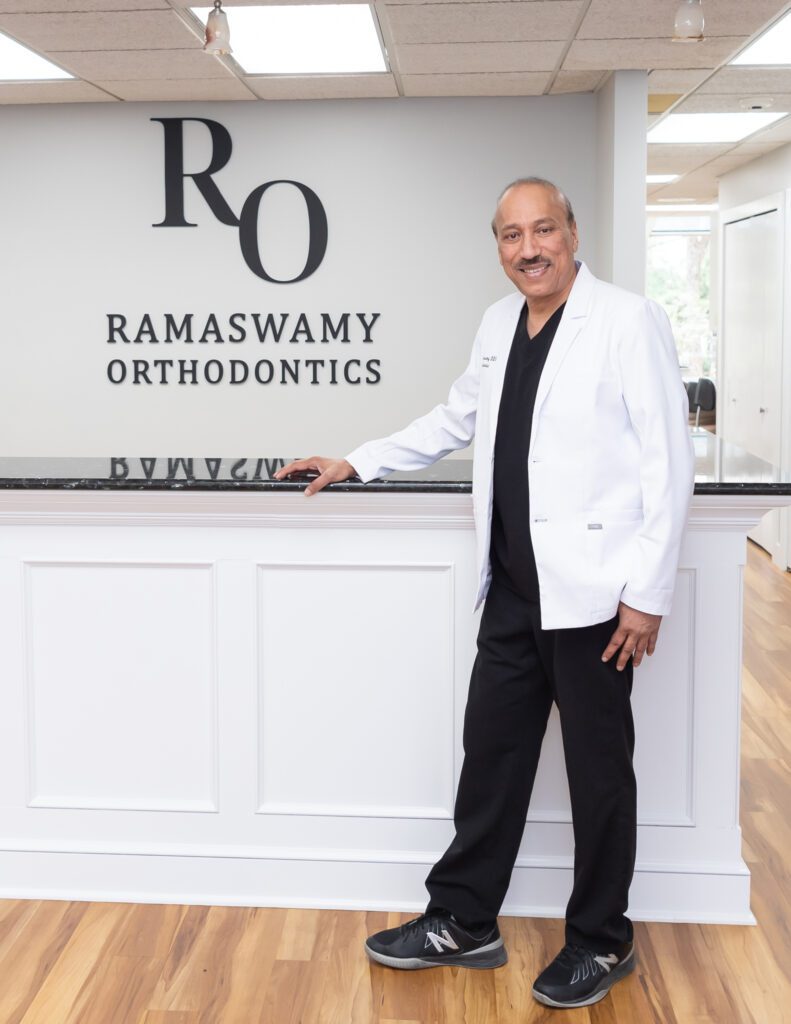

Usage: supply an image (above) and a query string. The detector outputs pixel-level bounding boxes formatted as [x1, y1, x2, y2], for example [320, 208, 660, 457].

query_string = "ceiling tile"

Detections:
[171, 0, 523, 4]
[550, 69, 606, 93]
[565, 36, 745, 71]
[705, 147, 776, 175]
[0, 10, 197, 51]
[697, 67, 791, 94]
[49, 49, 233, 80]
[169, 0, 357, 4]
[648, 93, 680, 113]
[385, 1, 582, 45]
[402, 71, 549, 96]
[245, 74, 399, 100]
[0, 79, 115, 102]
[651, 170, 719, 200]
[647, 142, 728, 173]
[729, 141, 785, 155]
[578, 0, 785, 39]
[748, 115, 791, 143]
[674, 92, 791, 113]
[97, 78, 257, 101]
[646, 182, 678, 198]
[705, 152, 754, 175]
[398, 40, 564, 75]
[0, 1, 169, 9]
[648, 69, 714, 93]
[650, 141, 784, 184]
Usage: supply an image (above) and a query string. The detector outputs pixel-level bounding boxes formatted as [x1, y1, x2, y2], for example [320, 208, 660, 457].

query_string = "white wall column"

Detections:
[596, 70, 648, 294]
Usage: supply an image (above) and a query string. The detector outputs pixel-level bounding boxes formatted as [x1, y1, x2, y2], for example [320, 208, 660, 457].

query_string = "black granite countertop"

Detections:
[0, 432, 789, 495]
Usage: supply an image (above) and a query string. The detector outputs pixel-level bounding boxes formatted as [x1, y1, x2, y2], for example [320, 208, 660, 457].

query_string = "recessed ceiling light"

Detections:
[0, 30, 73, 80]
[647, 174, 679, 183]
[731, 10, 791, 66]
[648, 111, 787, 143]
[191, 5, 387, 75]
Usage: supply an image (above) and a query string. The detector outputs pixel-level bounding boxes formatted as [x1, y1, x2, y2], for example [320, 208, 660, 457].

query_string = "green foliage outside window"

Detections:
[647, 227, 715, 382]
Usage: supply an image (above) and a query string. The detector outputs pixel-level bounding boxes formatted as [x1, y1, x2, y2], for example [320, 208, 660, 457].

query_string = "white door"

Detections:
[721, 205, 785, 564]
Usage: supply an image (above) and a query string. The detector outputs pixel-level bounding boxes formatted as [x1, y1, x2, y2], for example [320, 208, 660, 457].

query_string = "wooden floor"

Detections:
[1, 541, 789, 1024]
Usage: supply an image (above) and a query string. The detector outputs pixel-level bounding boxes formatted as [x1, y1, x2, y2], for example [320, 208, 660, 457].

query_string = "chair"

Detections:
[689, 377, 716, 430]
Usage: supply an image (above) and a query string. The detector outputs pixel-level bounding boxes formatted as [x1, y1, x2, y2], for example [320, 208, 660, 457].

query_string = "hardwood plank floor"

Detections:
[1, 541, 789, 1023]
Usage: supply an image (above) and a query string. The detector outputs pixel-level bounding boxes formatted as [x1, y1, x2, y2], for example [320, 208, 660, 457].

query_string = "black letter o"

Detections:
[108, 359, 127, 384]
[239, 180, 328, 283]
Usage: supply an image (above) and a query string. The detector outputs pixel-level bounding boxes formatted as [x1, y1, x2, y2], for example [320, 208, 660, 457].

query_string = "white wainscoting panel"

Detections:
[24, 560, 218, 811]
[630, 567, 696, 825]
[0, 489, 784, 923]
[525, 705, 570, 823]
[256, 562, 455, 819]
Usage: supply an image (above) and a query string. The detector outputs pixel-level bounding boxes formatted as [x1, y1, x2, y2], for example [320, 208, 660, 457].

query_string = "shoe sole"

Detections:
[364, 936, 507, 971]
[531, 946, 636, 1008]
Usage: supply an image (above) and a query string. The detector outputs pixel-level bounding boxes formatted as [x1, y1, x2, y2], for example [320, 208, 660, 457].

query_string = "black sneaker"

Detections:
[532, 940, 635, 1008]
[364, 911, 507, 970]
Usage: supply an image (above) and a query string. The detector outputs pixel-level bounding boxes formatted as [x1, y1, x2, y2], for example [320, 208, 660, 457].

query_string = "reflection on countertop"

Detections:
[0, 432, 789, 494]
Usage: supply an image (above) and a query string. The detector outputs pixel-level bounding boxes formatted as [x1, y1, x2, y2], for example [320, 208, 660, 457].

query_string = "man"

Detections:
[275, 178, 695, 1009]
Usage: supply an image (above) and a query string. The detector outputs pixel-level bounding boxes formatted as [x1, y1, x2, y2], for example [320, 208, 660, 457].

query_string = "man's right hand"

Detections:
[274, 456, 357, 496]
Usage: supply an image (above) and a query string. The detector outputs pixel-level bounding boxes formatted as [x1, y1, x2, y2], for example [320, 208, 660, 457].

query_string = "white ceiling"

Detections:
[1, 0, 790, 201]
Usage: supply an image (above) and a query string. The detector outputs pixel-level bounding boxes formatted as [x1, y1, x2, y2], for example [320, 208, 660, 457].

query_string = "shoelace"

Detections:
[556, 943, 589, 964]
[556, 943, 613, 978]
[400, 912, 453, 939]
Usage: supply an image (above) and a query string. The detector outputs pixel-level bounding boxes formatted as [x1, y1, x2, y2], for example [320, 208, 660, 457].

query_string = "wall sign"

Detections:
[105, 310, 382, 387]
[152, 117, 328, 283]
[105, 117, 379, 388]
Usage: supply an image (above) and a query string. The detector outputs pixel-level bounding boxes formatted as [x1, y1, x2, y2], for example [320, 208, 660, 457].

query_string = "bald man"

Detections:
[276, 178, 694, 1009]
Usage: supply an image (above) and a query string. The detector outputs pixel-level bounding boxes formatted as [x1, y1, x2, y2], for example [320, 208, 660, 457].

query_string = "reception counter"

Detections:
[1, 433, 789, 924]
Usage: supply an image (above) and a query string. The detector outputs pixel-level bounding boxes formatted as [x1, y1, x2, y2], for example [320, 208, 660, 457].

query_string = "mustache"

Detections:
[516, 257, 550, 269]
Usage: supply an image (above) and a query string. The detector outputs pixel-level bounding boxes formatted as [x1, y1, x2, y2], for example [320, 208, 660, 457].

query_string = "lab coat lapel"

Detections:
[531, 260, 594, 424]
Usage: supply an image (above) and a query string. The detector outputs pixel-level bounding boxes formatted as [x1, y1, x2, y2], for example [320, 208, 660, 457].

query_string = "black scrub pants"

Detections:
[424, 574, 637, 954]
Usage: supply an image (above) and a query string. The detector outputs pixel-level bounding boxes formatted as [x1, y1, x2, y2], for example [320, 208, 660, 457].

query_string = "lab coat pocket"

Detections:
[584, 510, 642, 606]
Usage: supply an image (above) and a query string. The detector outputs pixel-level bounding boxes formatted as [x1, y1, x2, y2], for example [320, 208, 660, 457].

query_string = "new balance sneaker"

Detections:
[364, 911, 507, 970]
[531, 940, 635, 1008]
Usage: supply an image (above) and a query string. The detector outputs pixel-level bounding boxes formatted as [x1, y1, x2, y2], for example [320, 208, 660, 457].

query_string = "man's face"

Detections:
[494, 184, 579, 305]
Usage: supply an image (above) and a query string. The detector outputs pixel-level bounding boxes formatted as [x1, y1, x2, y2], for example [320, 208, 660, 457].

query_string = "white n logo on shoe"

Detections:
[425, 929, 460, 953]
[593, 953, 619, 973]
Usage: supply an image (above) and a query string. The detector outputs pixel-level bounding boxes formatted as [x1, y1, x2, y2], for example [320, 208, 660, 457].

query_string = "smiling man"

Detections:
[275, 178, 695, 1009]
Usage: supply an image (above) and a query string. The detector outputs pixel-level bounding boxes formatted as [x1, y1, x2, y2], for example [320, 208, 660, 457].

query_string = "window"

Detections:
[646, 215, 714, 381]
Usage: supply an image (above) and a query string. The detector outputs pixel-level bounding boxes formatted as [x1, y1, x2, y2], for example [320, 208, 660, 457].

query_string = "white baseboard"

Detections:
[0, 848, 756, 926]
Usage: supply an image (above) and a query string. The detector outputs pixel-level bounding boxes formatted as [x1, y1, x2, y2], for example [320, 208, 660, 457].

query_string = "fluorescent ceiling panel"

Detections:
[0, 30, 72, 80]
[731, 10, 791, 66]
[192, 5, 387, 74]
[646, 174, 678, 183]
[648, 112, 786, 144]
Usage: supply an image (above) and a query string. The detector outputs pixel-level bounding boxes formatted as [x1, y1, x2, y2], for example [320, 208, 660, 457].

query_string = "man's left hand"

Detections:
[601, 602, 662, 671]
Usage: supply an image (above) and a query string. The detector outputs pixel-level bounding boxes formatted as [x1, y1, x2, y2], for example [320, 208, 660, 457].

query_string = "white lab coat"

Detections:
[344, 261, 695, 629]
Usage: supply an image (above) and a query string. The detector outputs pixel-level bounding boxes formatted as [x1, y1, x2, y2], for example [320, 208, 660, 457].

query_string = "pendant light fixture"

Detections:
[204, 0, 232, 55]
[673, 0, 704, 43]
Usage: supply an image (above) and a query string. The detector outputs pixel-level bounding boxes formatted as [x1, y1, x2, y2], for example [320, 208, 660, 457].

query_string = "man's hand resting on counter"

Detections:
[274, 456, 357, 496]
